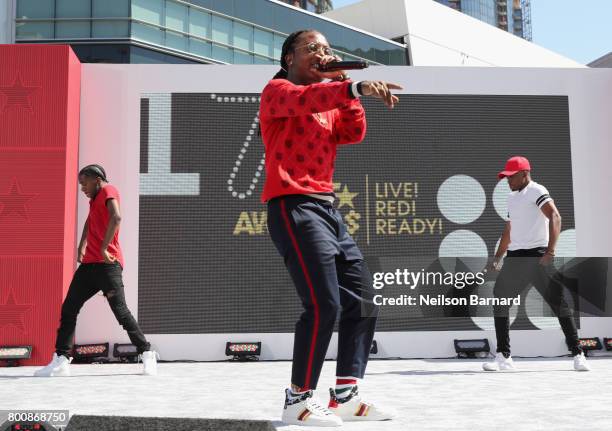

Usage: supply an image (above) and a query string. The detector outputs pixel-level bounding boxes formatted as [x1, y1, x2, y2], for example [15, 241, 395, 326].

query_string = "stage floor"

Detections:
[1, 357, 611, 430]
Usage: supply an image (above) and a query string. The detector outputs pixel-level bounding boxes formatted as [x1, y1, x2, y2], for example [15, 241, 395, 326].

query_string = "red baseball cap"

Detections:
[498, 156, 531, 179]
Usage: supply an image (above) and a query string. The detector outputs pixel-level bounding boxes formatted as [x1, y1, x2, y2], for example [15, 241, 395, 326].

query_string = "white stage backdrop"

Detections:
[76, 65, 612, 360]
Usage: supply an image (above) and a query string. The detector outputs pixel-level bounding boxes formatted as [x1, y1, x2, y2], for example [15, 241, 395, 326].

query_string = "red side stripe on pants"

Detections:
[280, 199, 320, 390]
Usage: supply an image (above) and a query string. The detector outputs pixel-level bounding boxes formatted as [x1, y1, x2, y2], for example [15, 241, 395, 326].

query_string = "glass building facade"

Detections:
[459, 0, 496, 27]
[14, 0, 408, 65]
[435, 0, 531, 41]
[278, 0, 333, 14]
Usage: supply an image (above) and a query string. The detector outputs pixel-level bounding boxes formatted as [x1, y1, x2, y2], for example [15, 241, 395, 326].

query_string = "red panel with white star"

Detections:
[0, 45, 81, 365]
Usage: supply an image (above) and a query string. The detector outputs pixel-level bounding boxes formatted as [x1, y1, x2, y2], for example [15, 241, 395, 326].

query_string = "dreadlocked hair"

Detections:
[272, 29, 316, 80]
[261, 30, 316, 136]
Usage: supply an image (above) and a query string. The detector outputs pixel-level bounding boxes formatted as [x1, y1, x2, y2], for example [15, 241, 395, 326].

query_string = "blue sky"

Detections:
[331, 0, 611, 64]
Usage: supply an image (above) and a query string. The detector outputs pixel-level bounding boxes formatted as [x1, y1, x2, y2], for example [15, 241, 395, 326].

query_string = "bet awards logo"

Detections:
[232, 178, 444, 242]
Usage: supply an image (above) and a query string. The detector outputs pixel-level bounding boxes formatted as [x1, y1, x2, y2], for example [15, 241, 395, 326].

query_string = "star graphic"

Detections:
[0, 290, 33, 332]
[0, 75, 39, 113]
[0, 178, 38, 221]
[337, 185, 358, 209]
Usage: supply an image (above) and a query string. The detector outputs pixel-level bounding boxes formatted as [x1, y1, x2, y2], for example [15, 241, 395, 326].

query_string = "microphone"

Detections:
[317, 61, 369, 72]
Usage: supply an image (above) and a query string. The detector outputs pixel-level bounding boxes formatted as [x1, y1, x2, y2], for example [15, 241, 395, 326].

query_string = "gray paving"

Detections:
[1, 357, 611, 430]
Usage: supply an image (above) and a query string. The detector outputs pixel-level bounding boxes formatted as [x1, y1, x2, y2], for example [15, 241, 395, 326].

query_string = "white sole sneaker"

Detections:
[328, 386, 396, 421]
[573, 352, 590, 371]
[281, 389, 343, 427]
[140, 351, 160, 376]
[483, 353, 516, 371]
[34, 353, 72, 377]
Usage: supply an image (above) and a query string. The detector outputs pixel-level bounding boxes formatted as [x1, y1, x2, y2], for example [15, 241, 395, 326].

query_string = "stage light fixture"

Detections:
[7, 422, 48, 430]
[0, 345, 32, 367]
[578, 337, 602, 351]
[454, 339, 490, 358]
[72, 342, 109, 363]
[603, 338, 612, 351]
[225, 342, 261, 361]
[113, 343, 139, 363]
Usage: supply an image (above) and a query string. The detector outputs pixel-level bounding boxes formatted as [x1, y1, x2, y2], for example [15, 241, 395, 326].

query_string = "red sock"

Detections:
[335, 377, 357, 400]
[336, 378, 357, 386]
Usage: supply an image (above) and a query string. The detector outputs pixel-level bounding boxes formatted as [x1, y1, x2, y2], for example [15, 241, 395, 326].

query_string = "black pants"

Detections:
[493, 248, 581, 356]
[55, 262, 151, 357]
[268, 195, 378, 390]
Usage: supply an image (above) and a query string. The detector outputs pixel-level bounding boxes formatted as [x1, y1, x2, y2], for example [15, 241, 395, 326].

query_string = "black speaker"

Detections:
[65, 415, 276, 431]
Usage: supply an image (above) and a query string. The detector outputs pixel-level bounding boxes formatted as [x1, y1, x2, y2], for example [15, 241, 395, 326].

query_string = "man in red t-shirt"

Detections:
[35, 165, 158, 377]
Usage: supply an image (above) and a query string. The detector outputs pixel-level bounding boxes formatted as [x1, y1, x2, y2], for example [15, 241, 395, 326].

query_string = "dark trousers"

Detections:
[268, 195, 378, 390]
[493, 248, 581, 356]
[55, 262, 151, 357]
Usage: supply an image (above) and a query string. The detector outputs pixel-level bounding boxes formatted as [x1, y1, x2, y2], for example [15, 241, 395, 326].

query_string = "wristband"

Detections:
[351, 81, 363, 98]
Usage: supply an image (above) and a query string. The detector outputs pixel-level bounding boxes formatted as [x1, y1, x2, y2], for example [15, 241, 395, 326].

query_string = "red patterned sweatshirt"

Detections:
[259, 79, 366, 202]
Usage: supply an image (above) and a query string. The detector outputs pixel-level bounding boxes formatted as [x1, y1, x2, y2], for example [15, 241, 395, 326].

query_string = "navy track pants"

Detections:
[267, 194, 378, 390]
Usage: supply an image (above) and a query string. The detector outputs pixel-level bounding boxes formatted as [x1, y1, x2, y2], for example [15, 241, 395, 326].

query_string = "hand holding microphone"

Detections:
[314, 54, 352, 80]
[317, 60, 369, 72]
[315, 55, 368, 80]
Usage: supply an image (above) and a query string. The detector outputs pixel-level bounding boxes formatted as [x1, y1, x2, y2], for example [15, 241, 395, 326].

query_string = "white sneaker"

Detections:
[573, 352, 590, 371]
[281, 389, 343, 427]
[483, 353, 516, 371]
[140, 351, 159, 376]
[34, 353, 72, 377]
[328, 386, 395, 421]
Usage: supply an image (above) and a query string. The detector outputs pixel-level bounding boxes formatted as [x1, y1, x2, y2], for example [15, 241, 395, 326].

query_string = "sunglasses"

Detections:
[294, 42, 334, 57]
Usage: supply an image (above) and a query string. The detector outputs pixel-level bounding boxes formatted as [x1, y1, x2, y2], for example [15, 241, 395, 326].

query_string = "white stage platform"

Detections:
[1, 357, 611, 430]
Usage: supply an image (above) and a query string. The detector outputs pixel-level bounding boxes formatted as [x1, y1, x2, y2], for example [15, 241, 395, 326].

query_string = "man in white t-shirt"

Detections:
[483, 156, 589, 372]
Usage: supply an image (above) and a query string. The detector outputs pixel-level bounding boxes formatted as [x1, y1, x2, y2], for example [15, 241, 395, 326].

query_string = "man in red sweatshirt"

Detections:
[260, 29, 402, 426]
